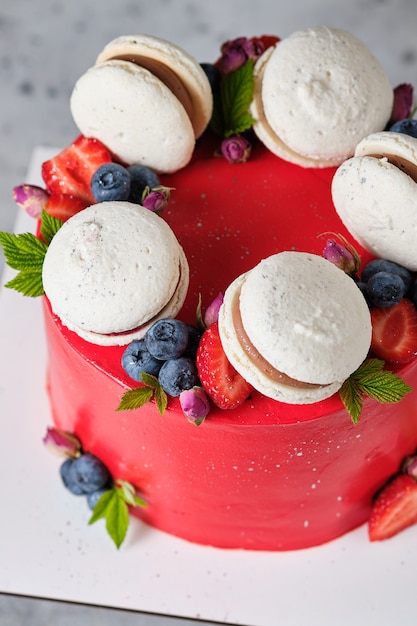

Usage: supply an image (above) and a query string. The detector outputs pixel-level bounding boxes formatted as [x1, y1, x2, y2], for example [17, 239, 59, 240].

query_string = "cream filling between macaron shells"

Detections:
[42, 202, 189, 347]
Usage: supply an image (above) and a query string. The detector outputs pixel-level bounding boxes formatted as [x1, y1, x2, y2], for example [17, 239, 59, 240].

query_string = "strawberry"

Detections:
[370, 298, 417, 363]
[41, 135, 112, 203]
[45, 194, 89, 222]
[196, 322, 253, 409]
[368, 474, 417, 541]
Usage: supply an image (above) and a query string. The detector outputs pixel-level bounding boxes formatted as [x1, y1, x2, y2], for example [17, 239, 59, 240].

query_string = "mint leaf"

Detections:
[154, 384, 168, 415]
[4, 268, 44, 297]
[211, 60, 256, 137]
[41, 210, 63, 245]
[0, 231, 47, 297]
[340, 358, 412, 424]
[116, 386, 153, 411]
[140, 371, 159, 389]
[89, 480, 146, 549]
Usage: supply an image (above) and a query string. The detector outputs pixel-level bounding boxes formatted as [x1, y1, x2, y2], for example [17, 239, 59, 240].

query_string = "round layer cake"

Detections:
[43, 133, 417, 550]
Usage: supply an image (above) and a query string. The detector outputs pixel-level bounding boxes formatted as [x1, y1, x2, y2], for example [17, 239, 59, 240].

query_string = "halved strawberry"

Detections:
[41, 135, 112, 203]
[196, 322, 253, 409]
[45, 193, 89, 222]
[368, 474, 417, 541]
[370, 298, 417, 363]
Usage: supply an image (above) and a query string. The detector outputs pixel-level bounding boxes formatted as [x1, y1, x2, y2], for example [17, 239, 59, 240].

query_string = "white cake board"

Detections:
[0, 149, 416, 626]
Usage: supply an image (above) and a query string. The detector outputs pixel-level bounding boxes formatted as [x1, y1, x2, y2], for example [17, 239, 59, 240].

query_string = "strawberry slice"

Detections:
[41, 135, 112, 203]
[196, 322, 253, 409]
[370, 298, 417, 363]
[45, 193, 89, 222]
[368, 474, 417, 541]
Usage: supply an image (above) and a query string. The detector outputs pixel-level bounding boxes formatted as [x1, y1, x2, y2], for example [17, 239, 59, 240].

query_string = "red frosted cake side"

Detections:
[42, 135, 417, 550]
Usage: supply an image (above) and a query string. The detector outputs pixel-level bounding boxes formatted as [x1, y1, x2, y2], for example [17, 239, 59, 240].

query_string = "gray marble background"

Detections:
[1, 0, 417, 624]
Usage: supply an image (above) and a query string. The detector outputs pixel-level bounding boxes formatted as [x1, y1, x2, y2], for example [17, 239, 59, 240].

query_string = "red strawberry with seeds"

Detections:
[368, 474, 417, 541]
[370, 298, 417, 363]
[196, 322, 253, 409]
[41, 135, 112, 203]
[45, 194, 89, 222]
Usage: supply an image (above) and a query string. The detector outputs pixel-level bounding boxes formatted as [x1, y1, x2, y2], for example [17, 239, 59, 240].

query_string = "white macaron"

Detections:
[42, 202, 189, 346]
[250, 26, 393, 168]
[218, 252, 371, 404]
[332, 131, 417, 271]
[70, 34, 213, 173]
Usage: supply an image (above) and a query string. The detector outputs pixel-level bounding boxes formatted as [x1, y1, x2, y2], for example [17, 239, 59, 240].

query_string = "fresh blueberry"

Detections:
[183, 324, 203, 359]
[361, 259, 412, 292]
[158, 357, 199, 397]
[68, 453, 110, 494]
[366, 271, 406, 307]
[356, 281, 372, 307]
[127, 165, 160, 204]
[200, 62, 221, 94]
[60, 458, 85, 495]
[122, 339, 163, 382]
[389, 119, 417, 139]
[91, 163, 131, 202]
[145, 319, 189, 360]
[86, 487, 111, 511]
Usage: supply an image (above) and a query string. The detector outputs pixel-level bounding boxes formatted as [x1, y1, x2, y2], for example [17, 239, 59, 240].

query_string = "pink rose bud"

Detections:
[391, 83, 414, 124]
[217, 37, 265, 75]
[180, 387, 210, 425]
[13, 184, 48, 219]
[322, 238, 358, 275]
[221, 135, 252, 164]
[42, 427, 81, 458]
[402, 454, 417, 479]
[142, 186, 171, 212]
[204, 292, 224, 327]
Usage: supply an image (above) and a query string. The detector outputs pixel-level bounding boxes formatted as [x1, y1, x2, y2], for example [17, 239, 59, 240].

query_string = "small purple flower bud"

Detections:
[391, 83, 414, 124]
[13, 184, 48, 219]
[204, 292, 224, 327]
[402, 454, 417, 479]
[42, 427, 81, 458]
[180, 387, 210, 425]
[323, 238, 357, 274]
[217, 37, 265, 75]
[141, 186, 171, 212]
[221, 135, 252, 164]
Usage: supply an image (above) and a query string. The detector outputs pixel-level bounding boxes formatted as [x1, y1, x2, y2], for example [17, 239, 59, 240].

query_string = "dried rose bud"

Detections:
[221, 135, 252, 164]
[402, 454, 417, 479]
[13, 184, 48, 219]
[204, 292, 224, 327]
[390, 83, 414, 124]
[322, 238, 359, 275]
[42, 427, 81, 458]
[218, 37, 253, 74]
[141, 186, 171, 212]
[180, 387, 210, 425]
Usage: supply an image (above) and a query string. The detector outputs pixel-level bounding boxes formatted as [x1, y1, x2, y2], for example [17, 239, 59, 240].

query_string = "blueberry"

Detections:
[91, 163, 131, 202]
[122, 339, 163, 382]
[60, 458, 85, 495]
[86, 487, 111, 511]
[361, 259, 412, 292]
[366, 271, 406, 307]
[200, 62, 221, 94]
[127, 165, 160, 204]
[145, 319, 189, 360]
[389, 119, 417, 139]
[356, 281, 372, 307]
[69, 453, 110, 494]
[158, 357, 199, 396]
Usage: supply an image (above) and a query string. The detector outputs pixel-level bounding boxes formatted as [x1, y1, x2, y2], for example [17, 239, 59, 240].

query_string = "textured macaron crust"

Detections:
[42, 202, 189, 346]
[70, 35, 212, 173]
[332, 131, 417, 271]
[251, 26, 393, 168]
[219, 252, 371, 404]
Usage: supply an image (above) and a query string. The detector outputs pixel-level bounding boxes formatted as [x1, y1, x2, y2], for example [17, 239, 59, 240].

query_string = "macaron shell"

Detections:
[258, 27, 393, 164]
[218, 273, 343, 404]
[42, 202, 189, 346]
[96, 34, 213, 139]
[70, 60, 195, 172]
[332, 153, 417, 271]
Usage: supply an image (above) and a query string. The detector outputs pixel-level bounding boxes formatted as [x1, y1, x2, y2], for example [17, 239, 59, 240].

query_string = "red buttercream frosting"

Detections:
[43, 134, 417, 550]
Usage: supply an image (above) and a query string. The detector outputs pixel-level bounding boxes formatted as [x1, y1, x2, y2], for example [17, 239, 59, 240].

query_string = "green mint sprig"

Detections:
[116, 372, 168, 415]
[211, 59, 256, 137]
[88, 479, 146, 549]
[0, 210, 62, 297]
[340, 358, 412, 424]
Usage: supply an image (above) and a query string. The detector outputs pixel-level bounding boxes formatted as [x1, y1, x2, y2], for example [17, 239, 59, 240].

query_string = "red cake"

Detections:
[4, 29, 417, 551]
[42, 133, 417, 550]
